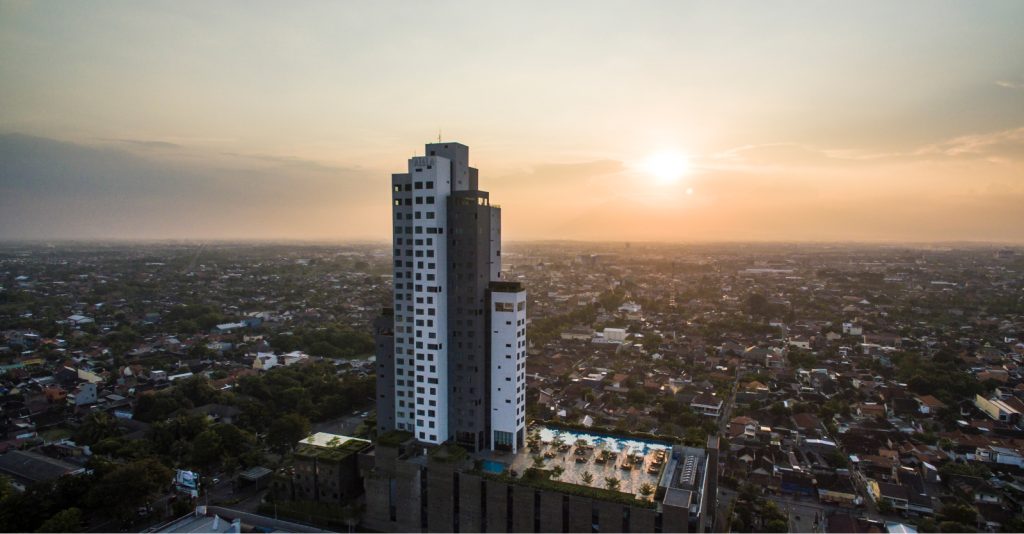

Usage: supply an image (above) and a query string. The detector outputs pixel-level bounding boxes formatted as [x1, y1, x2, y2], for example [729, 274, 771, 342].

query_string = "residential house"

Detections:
[690, 393, 723, 418]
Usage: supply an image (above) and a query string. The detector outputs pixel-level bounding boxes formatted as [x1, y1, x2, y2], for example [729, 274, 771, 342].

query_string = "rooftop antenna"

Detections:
[438, 129, 442, 143]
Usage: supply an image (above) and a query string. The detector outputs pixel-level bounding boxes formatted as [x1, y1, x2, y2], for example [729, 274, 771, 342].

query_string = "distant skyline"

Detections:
[2, 1, 1023, 243]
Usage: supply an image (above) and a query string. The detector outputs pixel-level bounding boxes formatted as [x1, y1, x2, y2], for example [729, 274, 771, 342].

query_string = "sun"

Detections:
[642, 150, 691, 185]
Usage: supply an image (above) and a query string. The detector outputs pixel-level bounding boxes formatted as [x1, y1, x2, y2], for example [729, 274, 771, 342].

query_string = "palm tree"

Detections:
[527, 429, 541, 451]
[639, 483, 654, 497]
[605, 477, 620, 492]
[582, 472, 594, 485]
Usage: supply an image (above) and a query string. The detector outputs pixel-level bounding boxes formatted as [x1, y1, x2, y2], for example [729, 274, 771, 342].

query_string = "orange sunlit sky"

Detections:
[2, 1, 1023, 243]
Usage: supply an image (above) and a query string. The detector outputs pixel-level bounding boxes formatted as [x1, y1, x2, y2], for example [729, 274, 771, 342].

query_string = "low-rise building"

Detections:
[973, 394, 1021, 424]
[283, 432, 371, 505]
[817, 474, 859, 506]
[603, 328, 628, 343]
[0, 449, 86, 489]
[67, 382, 97, 406]
[690, 394, 723, 418]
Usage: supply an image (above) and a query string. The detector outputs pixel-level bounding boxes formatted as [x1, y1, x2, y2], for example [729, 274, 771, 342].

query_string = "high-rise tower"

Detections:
[375, 142, 526, 453]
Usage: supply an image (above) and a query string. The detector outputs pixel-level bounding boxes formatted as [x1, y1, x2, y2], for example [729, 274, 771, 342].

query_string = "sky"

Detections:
[1, 1, 1023, 243]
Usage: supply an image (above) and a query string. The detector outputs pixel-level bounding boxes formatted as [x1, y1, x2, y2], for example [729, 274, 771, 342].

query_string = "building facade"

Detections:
[488, 281, 527, 453]
[277, 433, 370, 505]
[362, 142, 714, 533]
[375, 142, 526, 452]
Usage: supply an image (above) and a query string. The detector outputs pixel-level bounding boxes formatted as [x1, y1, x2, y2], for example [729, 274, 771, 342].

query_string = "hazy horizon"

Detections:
[2, 1, 1023, 243]
[2, 233, 1022, 249]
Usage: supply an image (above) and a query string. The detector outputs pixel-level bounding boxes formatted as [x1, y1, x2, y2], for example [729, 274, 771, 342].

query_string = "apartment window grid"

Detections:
[414, 233, 438, 430]
[395, 171, 433, 432]
[404, 157, 450, 443]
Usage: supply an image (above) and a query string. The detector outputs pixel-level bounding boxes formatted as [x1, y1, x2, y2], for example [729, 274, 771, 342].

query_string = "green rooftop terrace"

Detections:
[294, 432, 371, 461]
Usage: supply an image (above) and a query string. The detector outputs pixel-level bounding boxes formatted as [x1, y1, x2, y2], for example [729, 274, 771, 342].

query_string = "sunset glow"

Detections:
[642, 151, 691, 185]
[1, 2, 1022, 243]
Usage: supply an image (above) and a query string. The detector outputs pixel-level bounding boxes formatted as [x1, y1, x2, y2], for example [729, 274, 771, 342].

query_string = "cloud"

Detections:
[102, 138, 182, 149]
[912, 127, 1024, 160]
[710, 143, 816, 162]
[216, 151, 362, 174]
[709, 143, 844, 167]
[0, 133, 385, 240]
[712, 126, 1024, 169]
[996, 80, 1024, 90]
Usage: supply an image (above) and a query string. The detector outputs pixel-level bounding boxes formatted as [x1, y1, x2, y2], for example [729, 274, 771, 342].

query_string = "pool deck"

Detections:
[475, 425, 668, 501]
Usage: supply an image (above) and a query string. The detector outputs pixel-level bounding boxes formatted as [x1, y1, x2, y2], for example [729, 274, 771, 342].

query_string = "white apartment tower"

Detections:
[374, 142, 527, 453]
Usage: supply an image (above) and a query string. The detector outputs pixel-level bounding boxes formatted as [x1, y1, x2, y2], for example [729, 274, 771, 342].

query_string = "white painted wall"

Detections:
[490, 288, 527, 452]
[393, 155, 452, 444]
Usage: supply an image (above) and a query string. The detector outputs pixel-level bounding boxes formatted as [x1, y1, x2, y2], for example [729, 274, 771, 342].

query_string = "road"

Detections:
[312, 411, 369, 436]
[716, 486, 736, 532]
[205, 477, 265, 510]
[712, 368, 740, 532]
[711, 366, 742, 531]
[782, 499, 826, 533]
[130, 477, 270, 532]
[718, 367, 741, 434]
[88, 491, 178, 533]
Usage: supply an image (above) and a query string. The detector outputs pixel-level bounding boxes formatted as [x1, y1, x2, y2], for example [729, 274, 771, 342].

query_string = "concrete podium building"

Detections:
[358, 427, 716, 533]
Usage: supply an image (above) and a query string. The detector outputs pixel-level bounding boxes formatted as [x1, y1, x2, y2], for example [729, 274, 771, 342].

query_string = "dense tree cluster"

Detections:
[653, 398, 718, 444]
[133, 375, 221, 422]
[528, 304, 599, 346]
[234, 361, 374, 426]
[164, 304, 230, 334]
[0, 459, 172, 532]
[891, 351, 985, 405]
[731, 483, 789, 532]
[269, 324, 374, 359]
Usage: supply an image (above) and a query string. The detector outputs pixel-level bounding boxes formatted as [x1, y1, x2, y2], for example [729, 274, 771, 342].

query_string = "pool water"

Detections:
[536, 427, 670, 456]
[482, 460, 507, 474]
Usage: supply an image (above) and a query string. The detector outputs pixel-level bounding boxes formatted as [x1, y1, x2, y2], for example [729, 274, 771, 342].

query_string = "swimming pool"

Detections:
[481, 459, 507, 474]
[536, 427, 670, 456]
